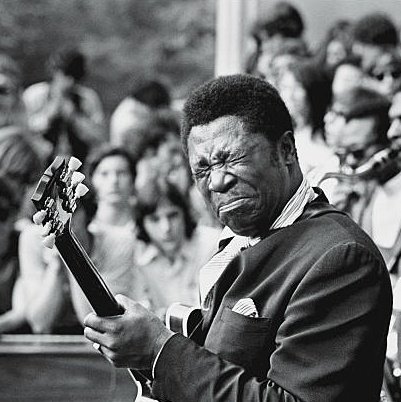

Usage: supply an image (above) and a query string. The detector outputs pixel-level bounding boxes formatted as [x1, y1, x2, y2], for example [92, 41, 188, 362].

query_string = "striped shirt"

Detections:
[199, 177, 316, 306]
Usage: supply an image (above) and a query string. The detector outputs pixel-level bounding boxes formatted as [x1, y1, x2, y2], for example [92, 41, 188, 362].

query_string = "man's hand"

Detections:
[83, 294, 174, 370]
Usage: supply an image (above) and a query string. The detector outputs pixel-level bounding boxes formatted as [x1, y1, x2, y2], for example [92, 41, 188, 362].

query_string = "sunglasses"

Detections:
[372, 70, 401, 81]
[336, 142, 380, 163]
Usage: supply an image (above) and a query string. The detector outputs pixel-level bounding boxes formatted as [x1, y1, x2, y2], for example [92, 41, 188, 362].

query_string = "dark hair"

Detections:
[181, 74, 293, 155]
[122, 109, 181, 160]
[135, 182, 195, 243]
[287, 61, 333, 134]
[253, 1, 304, 40]
[48, 48, 86, 81]
[314, 20, 354, 70]
[353, 13, 399, 47]
[130, 79, 171, 108]
[86, 144, 137, 182]
[375, 110, 391, 146]
[81, 145, 137, 224]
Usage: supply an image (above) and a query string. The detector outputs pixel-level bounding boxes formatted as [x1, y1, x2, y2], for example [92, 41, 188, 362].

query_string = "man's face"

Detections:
[329, 115, 380, 169]
[324, 108, 347, 148]
[187, 116, 292, 237]
[331, 64, 363, 97]
[143, 200, 186, 258]
[92, 155, 134, 205]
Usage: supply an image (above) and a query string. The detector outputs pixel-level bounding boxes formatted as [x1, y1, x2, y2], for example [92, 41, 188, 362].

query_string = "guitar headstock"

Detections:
[31, 156, 89, 248]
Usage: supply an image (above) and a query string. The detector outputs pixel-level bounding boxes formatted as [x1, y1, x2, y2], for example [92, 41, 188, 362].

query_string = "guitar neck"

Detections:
[55, 226, 153, 388]
[55, 228, 123, 317]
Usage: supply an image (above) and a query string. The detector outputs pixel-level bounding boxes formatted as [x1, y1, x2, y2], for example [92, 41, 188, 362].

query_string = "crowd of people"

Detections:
[1, 2, 401, 400]
[0, 45, 222, 335]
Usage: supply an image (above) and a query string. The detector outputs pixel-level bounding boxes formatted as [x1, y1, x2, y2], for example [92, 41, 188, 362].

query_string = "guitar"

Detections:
[31, 156, 150, 401]
[31, 156, 204, 400]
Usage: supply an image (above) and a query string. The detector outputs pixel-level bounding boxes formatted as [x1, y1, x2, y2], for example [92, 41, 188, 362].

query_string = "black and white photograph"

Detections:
[1, 1, 401, 401]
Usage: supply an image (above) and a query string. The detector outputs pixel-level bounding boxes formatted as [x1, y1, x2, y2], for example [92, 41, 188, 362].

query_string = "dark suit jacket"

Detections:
[152, 193, 392, 402]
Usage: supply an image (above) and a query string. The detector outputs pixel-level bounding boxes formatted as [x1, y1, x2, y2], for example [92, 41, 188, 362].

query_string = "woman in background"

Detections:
[68, 145, 147, 323]
[276, 60, 334, 176]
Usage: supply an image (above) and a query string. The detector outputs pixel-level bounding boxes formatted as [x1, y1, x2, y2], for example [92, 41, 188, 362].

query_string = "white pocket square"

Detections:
[232, 298, 259, 318]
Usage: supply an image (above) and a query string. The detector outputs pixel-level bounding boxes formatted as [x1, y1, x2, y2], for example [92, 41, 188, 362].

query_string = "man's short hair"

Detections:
[353, 13, 399, 47]
[130, 79, 171, 108]
[181, 74, 293, 155]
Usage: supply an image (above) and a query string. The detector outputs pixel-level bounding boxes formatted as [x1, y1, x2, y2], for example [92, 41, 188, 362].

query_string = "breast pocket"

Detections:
[206, 307, 274, 377]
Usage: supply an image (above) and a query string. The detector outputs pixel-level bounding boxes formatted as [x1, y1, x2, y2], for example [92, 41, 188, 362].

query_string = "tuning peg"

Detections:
[33, 210, 47, 225]
[42, 221, 53, 236]
[71, 171, 85, 186]
[75, 183, 89, 198]
[42, 233, 56, 249]
[68, 157, 82, 172]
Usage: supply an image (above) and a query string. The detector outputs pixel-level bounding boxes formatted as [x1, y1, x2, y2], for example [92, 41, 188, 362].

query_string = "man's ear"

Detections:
[279, 131, 297, 164]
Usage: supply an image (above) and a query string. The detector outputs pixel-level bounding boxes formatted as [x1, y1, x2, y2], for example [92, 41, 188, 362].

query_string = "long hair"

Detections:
[135, 182, 196, 244]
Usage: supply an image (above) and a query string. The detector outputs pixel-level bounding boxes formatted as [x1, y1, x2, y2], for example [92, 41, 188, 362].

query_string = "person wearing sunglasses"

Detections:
[370, 52, 401, 98]
[320, 87, 401, 399]
[322, 86, 401, 284]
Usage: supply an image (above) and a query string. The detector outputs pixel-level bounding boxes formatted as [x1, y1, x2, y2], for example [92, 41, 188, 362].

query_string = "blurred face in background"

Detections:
[91, 155, 134, 205]
[332, 64, 363, 98]
[157, 137, 192, 196]
[278, 70, 310, 129]
[326, 112, 379, 169]
[326, 39, 348, 67]
[143, 199, 186, 259]
[370, 55, 401, 97]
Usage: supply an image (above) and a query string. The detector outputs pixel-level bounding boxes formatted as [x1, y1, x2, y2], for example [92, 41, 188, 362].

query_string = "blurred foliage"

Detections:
[0, 0, 216, 115]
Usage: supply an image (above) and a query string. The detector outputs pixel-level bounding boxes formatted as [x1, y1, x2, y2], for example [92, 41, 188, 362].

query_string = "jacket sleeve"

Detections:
[151, 242, 392, 402]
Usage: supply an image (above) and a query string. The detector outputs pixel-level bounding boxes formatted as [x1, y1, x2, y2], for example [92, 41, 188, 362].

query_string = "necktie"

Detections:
[199, 235, 251, 308]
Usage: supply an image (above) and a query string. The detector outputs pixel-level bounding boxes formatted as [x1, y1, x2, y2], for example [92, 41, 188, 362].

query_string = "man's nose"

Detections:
[208, 170, 236, 192]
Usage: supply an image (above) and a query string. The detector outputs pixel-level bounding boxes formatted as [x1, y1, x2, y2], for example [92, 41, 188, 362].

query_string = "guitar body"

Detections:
[166, 303, 204, 346]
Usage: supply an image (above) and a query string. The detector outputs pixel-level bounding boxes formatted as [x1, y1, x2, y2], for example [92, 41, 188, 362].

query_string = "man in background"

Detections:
[23, 47, 105, 163]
